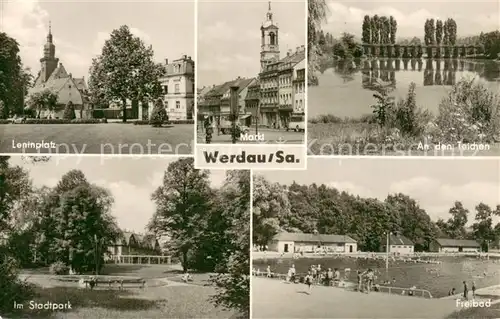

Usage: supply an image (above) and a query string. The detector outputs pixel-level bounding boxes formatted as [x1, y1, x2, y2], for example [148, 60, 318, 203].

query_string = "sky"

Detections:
[0, 0, 194, 80]
[197, 0, 306, 87]
[255, 158, 500, 224]
[323, 0, 499, 40]
[10, 156, 226, 234]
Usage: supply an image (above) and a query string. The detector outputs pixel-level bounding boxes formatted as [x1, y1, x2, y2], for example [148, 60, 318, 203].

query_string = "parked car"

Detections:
[287, 120, 305, 132]
[9, 115, 26, 124]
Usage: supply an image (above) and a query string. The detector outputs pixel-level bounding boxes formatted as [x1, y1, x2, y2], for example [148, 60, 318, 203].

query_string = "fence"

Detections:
[253, 272, 433, 299]
[107, 255, 171, 265]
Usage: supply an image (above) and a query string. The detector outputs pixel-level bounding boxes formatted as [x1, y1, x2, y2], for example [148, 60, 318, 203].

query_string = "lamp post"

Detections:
[229, 86, 239, 144]
[385, 231, 391, 275]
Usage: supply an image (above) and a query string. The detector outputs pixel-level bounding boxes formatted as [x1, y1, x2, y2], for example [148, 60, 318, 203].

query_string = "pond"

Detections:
[253, 256, 500, 298]
[308, 58, 500, 119]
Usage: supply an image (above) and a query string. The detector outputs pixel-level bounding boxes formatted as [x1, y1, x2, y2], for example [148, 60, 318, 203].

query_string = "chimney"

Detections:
[188, 56, 191, 60]
[287, 51, 290, 57]
[301, 45, 305, 50]
[182, 54, 187, 59]
[296, 46, 300, 52]
[69, 73, 72, 78]
[59, 63, 63, 67]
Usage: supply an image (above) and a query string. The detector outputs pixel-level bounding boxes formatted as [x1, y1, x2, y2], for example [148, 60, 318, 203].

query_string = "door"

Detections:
[459, 247, 463, 252]
[349, 245, 353, 253]
[284, 244, 289, 253]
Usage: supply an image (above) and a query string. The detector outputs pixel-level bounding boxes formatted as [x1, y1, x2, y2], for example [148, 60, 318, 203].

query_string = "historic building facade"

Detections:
[257, 3, 305, 128]
[159, 55, 195, 120]
[28, 23, 89, 119]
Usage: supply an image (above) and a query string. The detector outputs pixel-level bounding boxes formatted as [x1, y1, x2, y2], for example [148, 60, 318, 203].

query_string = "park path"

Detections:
[253, 277, 458, 319]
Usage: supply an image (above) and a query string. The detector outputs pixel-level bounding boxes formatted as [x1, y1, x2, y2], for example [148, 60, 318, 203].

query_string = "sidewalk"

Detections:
[253, 277, 458, 318]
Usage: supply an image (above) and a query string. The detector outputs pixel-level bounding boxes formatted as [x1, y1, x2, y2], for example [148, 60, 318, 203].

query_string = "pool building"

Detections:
[381, 233, 415, 254]
[429, 238, 481, 253]
[268, 232, 358, 254]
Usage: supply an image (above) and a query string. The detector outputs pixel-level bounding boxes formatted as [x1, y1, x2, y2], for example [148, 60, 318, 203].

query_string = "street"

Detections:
[197, 128, 305, 144]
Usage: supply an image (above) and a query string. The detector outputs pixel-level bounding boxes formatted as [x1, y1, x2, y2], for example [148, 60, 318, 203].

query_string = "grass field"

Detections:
[7, 264, 234, 319]
[308, 122, 500, 156]
[0, 123, 194, 154]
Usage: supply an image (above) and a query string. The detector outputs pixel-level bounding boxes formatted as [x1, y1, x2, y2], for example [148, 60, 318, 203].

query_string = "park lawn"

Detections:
[0, 123, 194, 154]
[446, 302, 500, 319]
[11, 285, 233, 319]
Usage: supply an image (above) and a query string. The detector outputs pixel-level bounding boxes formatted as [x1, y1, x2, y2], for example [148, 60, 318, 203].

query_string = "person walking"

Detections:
[472, 281, 476, 299]
[463, 281, 468, 300]
[357, 270, 363, 292]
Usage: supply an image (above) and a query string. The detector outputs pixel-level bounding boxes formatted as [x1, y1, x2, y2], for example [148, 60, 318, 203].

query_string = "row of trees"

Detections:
[147, 158, 250, 317]
[253, 176, 500, 252]
[424, 18, 457, 46]
[362, 15, 397, 45]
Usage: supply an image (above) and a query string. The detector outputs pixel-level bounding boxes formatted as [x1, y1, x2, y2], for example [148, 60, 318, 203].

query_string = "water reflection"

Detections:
[322, 58, 500, 89]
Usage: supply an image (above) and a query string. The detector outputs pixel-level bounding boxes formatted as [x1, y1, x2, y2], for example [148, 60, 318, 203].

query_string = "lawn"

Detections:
[7, 285, 232, 319]
[446, 302, 500, 319]
[308, 122, 500, 156]
[0, 123, 194, 154]
[8, 264, 235, 318]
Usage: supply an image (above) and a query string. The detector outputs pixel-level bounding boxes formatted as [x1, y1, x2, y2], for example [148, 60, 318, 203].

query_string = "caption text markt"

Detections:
[203, 150, 300, 164]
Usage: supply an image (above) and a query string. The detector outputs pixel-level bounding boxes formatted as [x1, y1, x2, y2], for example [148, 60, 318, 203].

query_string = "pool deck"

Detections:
[252, 277, 461, 318]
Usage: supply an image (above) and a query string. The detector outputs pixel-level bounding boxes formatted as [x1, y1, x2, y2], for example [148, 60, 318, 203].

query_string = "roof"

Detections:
[280, 49, 305, 65]
[272, 232, 357, 244]
[435, 238, 480, 248]
[115, 231, 160, 250]
[387, 234, 414, 246]
[29, 63, 85, 105]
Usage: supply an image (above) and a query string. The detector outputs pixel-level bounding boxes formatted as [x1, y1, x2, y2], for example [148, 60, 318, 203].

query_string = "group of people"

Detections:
[449, 281, 477, 300]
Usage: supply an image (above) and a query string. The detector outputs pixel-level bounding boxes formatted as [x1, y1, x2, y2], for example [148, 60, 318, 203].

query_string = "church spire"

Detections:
[266, 1, 273, 21]
[47, 21, 53, 43]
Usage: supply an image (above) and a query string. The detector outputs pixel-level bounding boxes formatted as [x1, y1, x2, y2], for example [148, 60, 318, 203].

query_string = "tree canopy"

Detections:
[252, 175, 500, 252]
[88, 25, 165, 122]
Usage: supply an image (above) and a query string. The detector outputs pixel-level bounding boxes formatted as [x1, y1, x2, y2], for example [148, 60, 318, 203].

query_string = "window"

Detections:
[165, 101, 168, 108]
[163, 85, 168, 94]
[175, 84, 180, 93]
[176, 101, 180, 109]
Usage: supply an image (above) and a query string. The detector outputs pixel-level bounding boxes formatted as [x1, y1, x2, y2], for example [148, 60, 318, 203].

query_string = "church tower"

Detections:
[260, 1, 280, 72]
[39, 21, 59, 83]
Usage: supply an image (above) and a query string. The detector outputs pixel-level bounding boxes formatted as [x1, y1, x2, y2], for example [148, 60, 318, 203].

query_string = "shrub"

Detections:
[63, 101, 76, 120]
[434, 78, 500, 143]
[49, 261, 69, 275]
[0, 119, 10, 124]
[150, 98, 168, 127]
[92, 109, 105, 119]
[22, 119, 105, 124]
[0, 100, 6, 119]
[0, 256, 34, 313]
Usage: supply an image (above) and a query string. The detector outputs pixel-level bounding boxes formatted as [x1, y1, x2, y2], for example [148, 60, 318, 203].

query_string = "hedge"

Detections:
[133, 120, 194, 125]
[21, 119, 107, 124]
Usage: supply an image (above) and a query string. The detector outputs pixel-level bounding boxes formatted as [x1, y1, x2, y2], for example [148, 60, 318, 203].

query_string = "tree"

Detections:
[88, 25, 165, 122]
[379, 16, 390, 44]
[149, 98, 168, 127]
[0, 33, 23, 117]
[424, 19, 430, 45]
[252, 175, 291, 248]
[62, 101, 76, 120]
[472, 203, 496, 251]
[308, 0, 328, 85]
[27, 89, 58, 118]
[389, 16, 397, 44]
[448, 18, 458, 45]
[149, 158, 212, 272]
[54, 184, 119, 273]
[210, 171, 250, 319]
[443, 20, 450, 45]
[436, 20, 443, 45]
[362, 15, 371, 44]
[0, 100, 6, 119]
[429, 19, 436, 45]
[371, 15, 380, 44]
